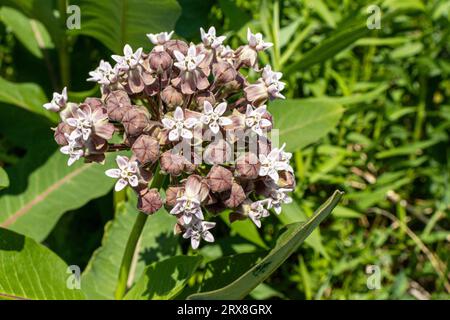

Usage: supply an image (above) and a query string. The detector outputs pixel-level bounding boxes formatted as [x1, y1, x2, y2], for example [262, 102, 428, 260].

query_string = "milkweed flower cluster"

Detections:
[44, 27, 295, 249]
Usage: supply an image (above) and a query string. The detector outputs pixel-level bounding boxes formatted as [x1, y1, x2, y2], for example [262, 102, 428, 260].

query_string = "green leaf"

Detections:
[0, 0, 63, 47]
[74, 0, 182, 52]
[0, 77, 56, 122]
[0, 6, 53, 58]
[220, 213, 268, 249]
[0, 167, 8, 191]
[175, 0, 215, 39]
[0, 150, 117, 241]
[124, 255, 202, 300]
[0, 227, 85, 300]
[81, 200, 179, 300]
[269, 99, 344, 152]
[188, 190, 343, 300]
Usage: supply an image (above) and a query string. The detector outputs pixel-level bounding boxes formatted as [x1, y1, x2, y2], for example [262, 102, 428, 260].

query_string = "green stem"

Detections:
[57, 0, 70, 87]
[114, 166, 165, 300]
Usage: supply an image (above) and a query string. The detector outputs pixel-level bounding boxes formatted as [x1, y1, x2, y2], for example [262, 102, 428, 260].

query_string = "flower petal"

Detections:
[105, 169, 121, 178]
[115, 178, 128, 192]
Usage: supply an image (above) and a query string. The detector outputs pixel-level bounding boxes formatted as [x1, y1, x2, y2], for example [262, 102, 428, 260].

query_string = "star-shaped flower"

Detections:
[262, 65, 286, 99]
[173, 44, 205, 72]
[105, 156, 139, 191]
[43, 87, 68, 112]
[66, 106, 110, 141]
[112, 44, 143, 71]
[267, 188, 293, 214]
[162, 107, 198, 141]
[182, 220, 216, 249]
[258, 145, 293, 182]
[147, 31, 174, 45]
[200, 27, 226, 49]
[248, 201, 270, 228]
[200, 101, 232, 134]
[60, 134, 84, 166]
[245, 105, 272, 136]
[87, 60, 119, 85]
[247, 28, 273, 51]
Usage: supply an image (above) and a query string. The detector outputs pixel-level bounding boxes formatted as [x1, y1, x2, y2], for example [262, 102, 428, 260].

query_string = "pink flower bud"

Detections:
[122, 107, 150, 137]
[137, 188, 163, 215]
[161, 86, 183, 107]
[160, 151, 185, 176]
[131, 135, 160, 164]
[105, 90, 132, 122]
[236, 153, 260, 179]
[207, 165, 233, 193]
[223, 182, 246, 208]
[165, 186, 184, 207]
[212, 61, 237, 84]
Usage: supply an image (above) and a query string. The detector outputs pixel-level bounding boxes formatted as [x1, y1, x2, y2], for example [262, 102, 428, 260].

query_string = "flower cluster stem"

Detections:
[114, 165, 165, 300]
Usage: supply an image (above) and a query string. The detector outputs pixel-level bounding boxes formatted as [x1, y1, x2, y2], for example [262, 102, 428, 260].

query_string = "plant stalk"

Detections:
[114, 165, 165, 300]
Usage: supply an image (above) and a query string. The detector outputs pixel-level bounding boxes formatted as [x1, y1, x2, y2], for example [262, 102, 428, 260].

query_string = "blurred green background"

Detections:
[0, 0, 449, 299]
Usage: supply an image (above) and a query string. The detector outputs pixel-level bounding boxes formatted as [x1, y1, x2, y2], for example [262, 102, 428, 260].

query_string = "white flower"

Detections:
[262, 65, 285, 99]
[43, 87, 68, 112]
[182, 220, 216, 249]
[245, 105, 271, 136]
[267, 188, 293, 214]
[170, 197, 204, 224]
[87, 60, 119, 85]
[200, 27, 226, 49]
[162, 106, 198, 141]
[112, 44, 143, 71]
[147, 31, 174, 45]
[173, 44, 205, 72]
[247, 28, 273, 51]
[259, 145, 293, 182]
[105, 156, 139, 192]
[248, 201, 270, 228]
[60, 134, 84, 166]
[66, 106, 108, 141]
[200, 101, 232, 134]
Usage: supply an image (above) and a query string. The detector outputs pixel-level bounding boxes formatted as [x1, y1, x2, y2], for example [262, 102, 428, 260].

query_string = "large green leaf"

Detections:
[0, 77, 56, 122]
[81, 200, 179, 300]
[0, 0, 63, 47]
[0, 227, 85, 300]
[0, 167, 8, 191]
[74, 0, 182, 52]
[0, 6, 53, 59]
[269, 99, 344, 152]
[0, 150, 117, 242]
[188, 190, 343, 300]
[124, 255, 202, 300]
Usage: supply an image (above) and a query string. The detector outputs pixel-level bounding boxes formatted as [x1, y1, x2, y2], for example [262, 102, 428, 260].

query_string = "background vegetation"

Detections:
[0, 0, 449, 299]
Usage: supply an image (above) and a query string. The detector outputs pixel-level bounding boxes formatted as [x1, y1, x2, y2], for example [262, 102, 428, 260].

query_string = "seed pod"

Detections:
[137, 188, 163, 215]
[105, 90, 132, 122]
[160, 151, 185, 176]
[131, 135, 160, 164]
[207, 165, 233, 193]
[236, 153, 260, 179]
[223, 182, 246, 208]
[161, 86, 183, 108]
[213, 61, 237, 84]
[122, 107, 150, 137]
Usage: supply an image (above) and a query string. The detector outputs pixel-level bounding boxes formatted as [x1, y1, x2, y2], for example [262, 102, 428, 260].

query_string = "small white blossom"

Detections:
[173, 44, 205, 72]
[112, 44, 143, 71]
[245, 105, 272, 136]
[182, 220, 216, 249]
[171, 197, 204, 224]
[105, 156, 139, 191]
[200, 101, 232, 134]
[259, 145, 293, 182]
[147, 31, 174, 45]
[60, 134, 84, 166]
[200, 27, 226, 49]
[267, 188, 293, 214]
[162, 107, 198, 141]
[262, 65, 285, 99]
[87, 60, 119, 85]
[247, 28, 273, 51]
[43, 87, 68, 112]
[248, 201, 270, 228]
